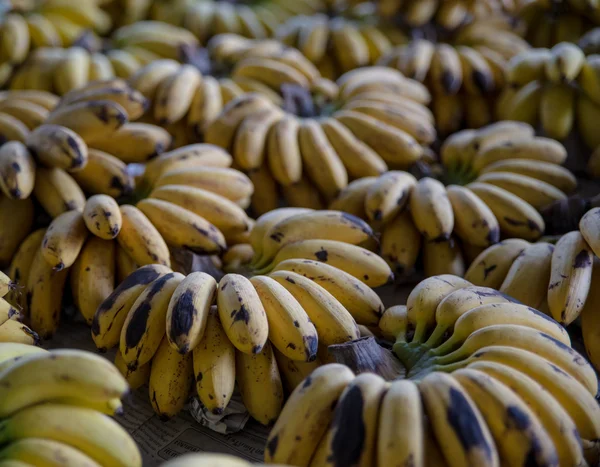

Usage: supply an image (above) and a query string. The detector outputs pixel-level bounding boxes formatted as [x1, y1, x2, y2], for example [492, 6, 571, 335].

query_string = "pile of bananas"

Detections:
[378, 16, 529, 133]
[0, 0, 113, 87]
[0, 270, 39, 344]
[498, 42, 600, 142]
[205, 66, 433, 214]
[0, 342, 141, 466]
[517, 0, 600, 48]
[91, 209, 392, 422]
[266, 274, 599, 467]
[331, 120, 576, 277]
[128, 33, 337, 144]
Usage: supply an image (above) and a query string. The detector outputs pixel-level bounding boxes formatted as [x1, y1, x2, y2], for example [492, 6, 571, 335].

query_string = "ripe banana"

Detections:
[83, 194, 122, 240]
[70, 149, 134, 198]
[464, 238, 530, 288]
[579, 207, 600, 258]
[90, 123, 172, 163]
[364, 171, 416, 225]
[0, 141, 35, 200]
[33, 166, 86, 218]
[41, 210, 88, 271]
[446, 185, 499, 247]
[25, 124, 88, 172]
[0, 438, 101, 467]
[6, 228, 45, 312]
[410, 177, 454, 242]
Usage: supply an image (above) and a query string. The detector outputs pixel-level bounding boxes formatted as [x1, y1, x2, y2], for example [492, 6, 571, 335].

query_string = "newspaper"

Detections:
[41, 281, 413, 466]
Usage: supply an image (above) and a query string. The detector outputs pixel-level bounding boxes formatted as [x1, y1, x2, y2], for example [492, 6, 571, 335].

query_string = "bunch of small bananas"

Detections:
[276, 12, 405, 79]
[499, 42, 600, 142]
[266, 274, 599, 467]
[331, 121, 576, 277]
[128, 34, 336, 144]
[204, 66, 433, 214]
[150, 0, 326, 42]
[91, 208, 391, 422]
[378, 16, 529, 133]
[0, 271, 38, 344]
[517, 0, 600, 48]
[0, 343, 142, 467]
[0, 0, 112, 87]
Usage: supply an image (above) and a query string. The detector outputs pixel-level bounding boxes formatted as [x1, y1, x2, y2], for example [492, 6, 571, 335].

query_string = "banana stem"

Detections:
[423, 325, 447, 348]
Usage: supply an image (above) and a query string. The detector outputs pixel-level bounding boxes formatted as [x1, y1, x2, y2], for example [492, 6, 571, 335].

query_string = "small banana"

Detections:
[410, 177, 454, 242]
[540, 83, 575, 140]
[545, 42, 585, 83]
[364, 171, 416, 225]
[41, 210, 88, 271]
[447, 185, 499, 247]
[154, 64, 202, 124]
[380, 209, 421, 276]
[25, 124, 88, 172]
[33, 167, 85, 218]
[83, 194, 122, 240]
[71, 149, 134, 198]
[0, 141, 35, 200]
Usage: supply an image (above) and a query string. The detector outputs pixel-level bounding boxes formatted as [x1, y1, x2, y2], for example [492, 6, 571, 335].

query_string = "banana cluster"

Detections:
[267, 274, 599, 467]
[0, 343, 142, 467]
[204, 66, 432, 214]
[92, 208, 391, 422]
[0, 0, 112, 87]
[517, 0, 600, 48]
[150, 0, 325, 41]
[0, 271, 38, 345]
[379, 17, 529, 133]
[499, 42, 600, 142]
[276, 13, 405, 79]
[128, 34, 334, 143]
[331, 121, 576, 277]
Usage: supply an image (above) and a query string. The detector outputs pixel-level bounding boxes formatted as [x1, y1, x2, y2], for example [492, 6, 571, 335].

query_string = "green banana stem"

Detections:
[423, 325, 447, 348]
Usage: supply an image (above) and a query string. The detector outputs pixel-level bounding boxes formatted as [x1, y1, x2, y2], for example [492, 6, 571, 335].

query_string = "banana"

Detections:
[547, 231, 593, 326]
[430, 44, 463, 95]
[578, 54, 600, 104]
[153, 167, 252, 207]
[465, 346, 600, 445]
[0, 404, 141, 467]
[540, 83, 575, 140]
[545, 42, 585, 83]
[25, 124, 88, 172]
[469, 360, 585, 467]
[265, 363, 354, 464]
[137, 198, 226, 255]
[41, 210, 88, 271]
[578, 94, 600, 149]
[0, 141, 34, 201]
[0, 14, 30, 65]
[333, 110, 422, 166]
[579, 207, 600, 258]
[376, 379, 422, 467]
[581, 260, 600, 375]
[187, 76, 224, 138]
[0, 343, 46, 366]
[380, 209, 421, 276]
[53, 47, 90, 96]
[233, 108, 282, 171]
[6, 228, 44, 311]
[330, 19, 370, 73]
[389, 39, 435, 83]
[116, 205, 171, 267]
[472, 136, 567, 173]
[216, 273, 269, 354]
[0, 349, 128, 417]
[423, 237, 465, 278]
[150, 185, 251, 236]
[244, 163, 278, 216]
[0, 196, 34, 267]
[166, 272, 216, 354]
[464, 238, 530, 289]
[71, 149, 134, 198]
[456, 46, 495, 95]
[467, 182, 544, 240]
[250, 275, 317, 361]
[45, 100, 128, 144]
[149, 336, 194, 419]
[0, 320, 39, 345]
[153, 64, 202, 125]
[270, 270, 359, 345]
[281, 176, 324, 211]
[0, 90, 59, 111]
[0, 98, 49, 130]
[89, 53, 115, 82]
[272, 259, 383, 326]
[254, 210, 374, 269]
[418, 372, 499, 467]
[92, 264, 171, 351]
[0, 438, 101, 467]
[192, 305, 236, 414]
[26, 246, 68, 339]
[82, 195, 122, 240]
[505, 48, 551, 86]
[129, 59, 180, 99]
[0, 298, 21, 325]
[33, 167, 85, 218]
[120, 271, 184, 369]
[410, 177, 454, 242]
[446, 185, 499, 247]
[236, 342, 283, 425]
[114, 347, 150, 390]
[378, 304, 408, 341]
[328, 177, 375, 219]
[233, 57, 309, 90]
[453, 368, 558, 466]
[259, 239, 392, 287]
[59, 85, 147, 120]
[315, 373, 387, 467]
[115, 245, 138, 284]
[479, 159, 577, 194]
[364, 171, 416, 225]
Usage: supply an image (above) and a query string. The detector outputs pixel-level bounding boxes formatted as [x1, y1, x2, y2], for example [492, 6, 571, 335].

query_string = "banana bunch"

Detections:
[330, 121, 576, 277]
[0, 270, 38, 345]
[267, 274, 599, 467]
[0, 342, 142, 467]
[276, 13, 406, 79]
[375, 0, 509, 28]
[204, 66, 432, 214]
[92, 208, 389, 421]
[499, 42, 600, 142]
[150, 0, 325, 42]
[128, 33, 333, 143]
[0, 0, 111, 87]
[378, 16, 529, 134]
[517, 0, 600, 48]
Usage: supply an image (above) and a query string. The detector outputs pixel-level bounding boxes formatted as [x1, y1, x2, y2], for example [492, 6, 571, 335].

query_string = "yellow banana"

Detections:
[545, 42, 585, 83]
[83, 194, 122, 240]
[154, 64, 202, 125]
[25, 124, 88, 172]
[380, 209, 421, 276]
[540, 83, 575, 140]
[33, 167, 85, 218]
[0, 141, 35, 200]
[6, 228, 45, 312]
[410, 177, 454, 242]
[41, 210, 88, 271]
[71, 149, 134, 198]
[364, 171, 416, 225]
